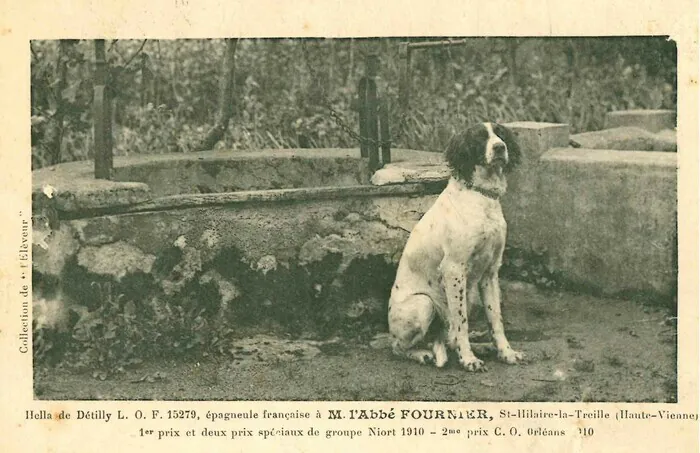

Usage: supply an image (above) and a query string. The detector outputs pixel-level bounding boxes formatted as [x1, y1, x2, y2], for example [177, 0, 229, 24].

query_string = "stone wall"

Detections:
[32, 118, 679, 337]
[501, 122, 676, 300]
[32, 155, 441, 335]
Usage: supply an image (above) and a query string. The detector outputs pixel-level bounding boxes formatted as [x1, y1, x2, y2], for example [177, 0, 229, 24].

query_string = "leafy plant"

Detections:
[36, 281, 234, 379]
[68, 283, 148, 378]
[501, 245, 562, 289]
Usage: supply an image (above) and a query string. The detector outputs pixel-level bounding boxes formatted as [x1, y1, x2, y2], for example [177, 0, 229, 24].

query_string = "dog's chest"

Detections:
[449, 191, 505, 237]
[472, 208, 506, 256]
[447, 193, 507, 266]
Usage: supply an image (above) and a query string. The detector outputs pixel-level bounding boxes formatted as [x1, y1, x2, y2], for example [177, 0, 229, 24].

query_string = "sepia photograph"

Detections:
[30, 36, 678, 402]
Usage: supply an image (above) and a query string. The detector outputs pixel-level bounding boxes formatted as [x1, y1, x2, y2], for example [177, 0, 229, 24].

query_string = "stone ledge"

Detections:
[503, 122, 571, 163]
[571, 127, 676, 152]
[56, 183, 446, 219]
[604, 109, 676, 133]
[33, 148, 444, 212]
[503, 121, 569, 130]
[32, 179, 151, 212]
[542, 148, 678, 167]
[370, 162, 450, 186]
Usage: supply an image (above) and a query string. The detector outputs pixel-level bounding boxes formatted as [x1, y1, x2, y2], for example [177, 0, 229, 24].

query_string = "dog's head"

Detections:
[444, 122, 521, 181]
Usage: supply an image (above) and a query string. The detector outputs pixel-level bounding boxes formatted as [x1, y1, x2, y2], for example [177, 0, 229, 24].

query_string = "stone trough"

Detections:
[32, 148, 447, 337]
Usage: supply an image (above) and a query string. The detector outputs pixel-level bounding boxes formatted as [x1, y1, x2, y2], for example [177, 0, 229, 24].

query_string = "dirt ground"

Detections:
[35, 282, 677, 402]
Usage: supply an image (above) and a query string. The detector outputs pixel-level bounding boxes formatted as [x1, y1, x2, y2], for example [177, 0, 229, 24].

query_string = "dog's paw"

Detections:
[460, 356, 487, 372]
[498, 348, 525, 364]
[431, 341, 448, 368]
[419, 352, 436, 366]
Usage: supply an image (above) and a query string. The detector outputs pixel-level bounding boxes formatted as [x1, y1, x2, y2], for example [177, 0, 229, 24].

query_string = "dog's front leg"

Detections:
[442, 261, 485, 372]
[480, 273, 524, 364]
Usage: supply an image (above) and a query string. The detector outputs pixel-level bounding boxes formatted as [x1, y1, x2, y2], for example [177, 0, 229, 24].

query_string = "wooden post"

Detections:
[93, 39, 113, 179]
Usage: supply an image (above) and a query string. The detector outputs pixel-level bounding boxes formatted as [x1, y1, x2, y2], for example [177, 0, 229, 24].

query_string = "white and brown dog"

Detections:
[388, 122, 524, 371]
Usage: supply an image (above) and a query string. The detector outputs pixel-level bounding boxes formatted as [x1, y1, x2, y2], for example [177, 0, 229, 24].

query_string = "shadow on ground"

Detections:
[35, 282, 677, 402]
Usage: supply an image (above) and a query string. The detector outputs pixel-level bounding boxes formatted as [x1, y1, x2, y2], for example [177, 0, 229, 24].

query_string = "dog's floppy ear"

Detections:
[444, 126, 484, 181]
[492, 123, 522, 171]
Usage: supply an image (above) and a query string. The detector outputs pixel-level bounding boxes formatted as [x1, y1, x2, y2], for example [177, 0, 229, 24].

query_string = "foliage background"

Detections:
[30, 37, 676, 169]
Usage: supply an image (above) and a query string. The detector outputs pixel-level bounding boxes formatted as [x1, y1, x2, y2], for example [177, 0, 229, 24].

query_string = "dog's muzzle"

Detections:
[490, 142, 508, 166]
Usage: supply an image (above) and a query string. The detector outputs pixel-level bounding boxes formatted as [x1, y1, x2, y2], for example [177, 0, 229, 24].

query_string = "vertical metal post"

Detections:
[379, 101, 391, 165]
[358, 54, 380, 169]
[358, 78, 369, 159]
[93, 39, 113, 179]
[365, 55, 379, 172]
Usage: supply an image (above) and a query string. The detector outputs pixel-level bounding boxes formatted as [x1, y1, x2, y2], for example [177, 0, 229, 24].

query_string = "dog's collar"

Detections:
[452, 174, 503, 200]
[467, 184, 502, 200]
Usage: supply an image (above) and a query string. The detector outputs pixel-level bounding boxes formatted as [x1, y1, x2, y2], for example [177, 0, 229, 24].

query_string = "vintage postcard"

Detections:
[0, 0, 697, 451]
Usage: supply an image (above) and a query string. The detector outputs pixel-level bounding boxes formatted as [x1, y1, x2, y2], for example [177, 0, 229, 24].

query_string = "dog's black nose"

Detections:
[493, 142, 506, 154]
